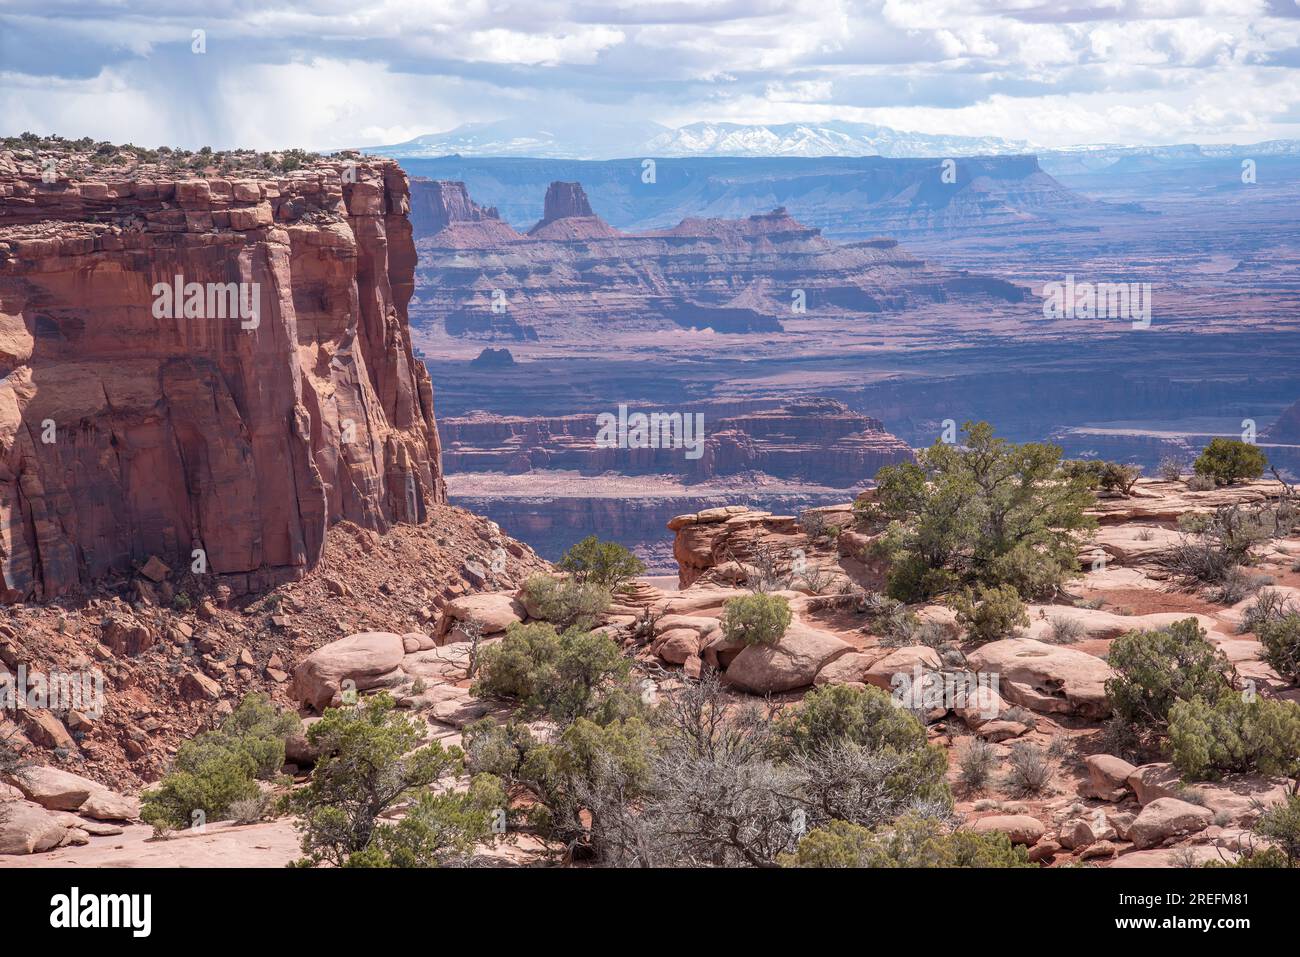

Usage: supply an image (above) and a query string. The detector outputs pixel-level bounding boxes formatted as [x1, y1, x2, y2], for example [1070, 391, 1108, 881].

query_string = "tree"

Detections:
[471, 622, 635, 725]
[773, 685, 951, 829]
[948, 583, 1029, 644]
[141, 693, 299, 831]
[781, 816, 1033, 868]
[558, 536, 646, 591]
[1258, 614, 1300, 684]
[1252, 795, 1300, 867]
[344, 776, 503, 868]
[721, 593, 792, 646]
[871, 421, 1095, 601]
[520, 573, 610, 631]
[1169, 694, 1300, 780]
[1105, 618, 1235, 743]
[1061, 459, 1143, 496]
[1194, 438, 1267, 486]
[287, 693, 464, 867]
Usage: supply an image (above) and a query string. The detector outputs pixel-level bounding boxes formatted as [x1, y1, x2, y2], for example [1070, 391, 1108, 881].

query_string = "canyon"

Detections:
[1, 141, 1297, 876]
[408, 169, 1300, 567]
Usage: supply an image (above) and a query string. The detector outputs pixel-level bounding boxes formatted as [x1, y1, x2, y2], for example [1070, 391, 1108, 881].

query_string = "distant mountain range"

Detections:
[364, 120, 1300, 172]
[366, 119, 1031, 160]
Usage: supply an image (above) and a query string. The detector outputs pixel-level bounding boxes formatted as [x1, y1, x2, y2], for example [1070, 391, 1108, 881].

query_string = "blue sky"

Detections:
[3, 1, 1300, 151]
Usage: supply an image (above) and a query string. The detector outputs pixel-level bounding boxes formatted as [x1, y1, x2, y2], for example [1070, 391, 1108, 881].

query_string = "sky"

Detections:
[3, 1, 1300, 152]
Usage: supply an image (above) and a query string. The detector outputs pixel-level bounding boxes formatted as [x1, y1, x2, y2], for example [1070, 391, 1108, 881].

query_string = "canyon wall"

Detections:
[410, 180, 1029, 340]
[441, 398, 913, 485]
[0, 151, 443, 600]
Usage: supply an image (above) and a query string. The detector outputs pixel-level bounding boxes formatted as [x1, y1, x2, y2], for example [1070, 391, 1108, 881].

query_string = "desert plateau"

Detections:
[0, 0, 1298, 937]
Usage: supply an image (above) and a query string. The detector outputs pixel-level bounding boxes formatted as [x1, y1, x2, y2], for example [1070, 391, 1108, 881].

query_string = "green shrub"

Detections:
[344, 775, 503, 868]
[141, 748, 261, 832]
[957, 737, 998, 793]
[1194, 438, 1267, 486]
[722, 593, 792, 647]
[781, 816, 1033, 868]
[949, 584, 1028, 644]
[286, 693, 467, 867]
[1105, 618, 1234, 739]
[520, 574, 610, 631]
[774, 684, 929, 758]
[1257, 613, 1300, 684]
[1061, 459, 1142, 495]
[517, 716, 652, 843]
[1169, 694, 1300, 780]
[1004, 742, 1055, 797]
[1252, 794, 1300, 867]
[140, 693, 299, 830]
[471, 622, 633, 725]
[872, 421, 1095, 602]
[558, 536, 645, 591]
[773, 685, 952, 825]
[462, 718, 536, 779]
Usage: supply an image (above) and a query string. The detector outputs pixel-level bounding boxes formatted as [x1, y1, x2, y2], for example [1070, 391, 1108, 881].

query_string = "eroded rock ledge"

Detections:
[0, 150, 443, 599]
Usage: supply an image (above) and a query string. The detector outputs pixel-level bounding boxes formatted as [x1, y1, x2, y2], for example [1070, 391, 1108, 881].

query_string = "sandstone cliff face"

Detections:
[409, 179, 521, 248]
[0, 151, 443, 600]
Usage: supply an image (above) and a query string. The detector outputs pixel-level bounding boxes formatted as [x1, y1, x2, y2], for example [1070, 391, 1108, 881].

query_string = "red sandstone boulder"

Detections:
[967, 638, 1112, 717]
[0, 801, 72, 855]
[723, 622, 852, 694]
[438, 593, 527, 641]
[291, 631, 407, 711]
[970, 815, 1045, 846]
[1129, 798, 1213, 849]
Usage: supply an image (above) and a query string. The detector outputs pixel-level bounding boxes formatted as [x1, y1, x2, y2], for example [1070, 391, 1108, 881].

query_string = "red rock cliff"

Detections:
[0, 151, 444, 600]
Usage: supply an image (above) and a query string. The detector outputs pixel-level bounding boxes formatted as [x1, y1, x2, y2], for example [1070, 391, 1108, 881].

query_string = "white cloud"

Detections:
[1, 0, 1298, 149]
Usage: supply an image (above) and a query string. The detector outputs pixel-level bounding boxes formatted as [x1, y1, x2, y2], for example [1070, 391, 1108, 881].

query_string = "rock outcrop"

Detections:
[410, 179, 522, 248]
[527, 182, 620, 240]
[0, 150, 444, 599]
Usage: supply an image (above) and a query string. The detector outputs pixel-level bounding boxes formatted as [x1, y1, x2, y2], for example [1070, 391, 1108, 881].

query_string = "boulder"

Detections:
[21, 711, 76, 751]
[7, 766, 94, 811]
[284, 716, 322, 766]
[78, 789, 140, 822]
[290, 631, 407, 710]
[437, 593, 526, 640]
[0, 801, 71, 855]
[953, 681, 1008, 729]
[967, 638, 1112, 718]
[1126, 762, 1292, 824]
[699, 629, 746, 670]
[723, 622, 853, 694]
[1080, 754, 1137, 802]
[970, 814, 1045, 846]
[100, 613, 156, 656]
[1111, 846, 1236, 868]
[1129, 798, 1214, 849]
[863, 646, 942, 692]
[1058, 816, 1117, 850]
[653, 628, 701, 665]
[814, 650, 890, 687]
[976, 719, 1030, 742]
[180, 670, 222, 701]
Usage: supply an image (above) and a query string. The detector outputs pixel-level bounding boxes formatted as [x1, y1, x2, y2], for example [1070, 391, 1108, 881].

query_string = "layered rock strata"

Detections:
[0, 150, 443, 599]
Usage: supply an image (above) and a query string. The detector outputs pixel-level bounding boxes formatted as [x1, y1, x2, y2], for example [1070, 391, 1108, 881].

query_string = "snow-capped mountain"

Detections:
[640, 121, 1030, 158]
[367, 119, 669, 161]
[367, 119, 1029, 160]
